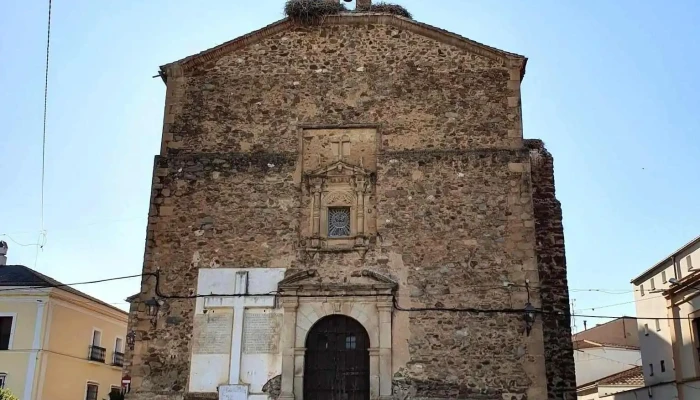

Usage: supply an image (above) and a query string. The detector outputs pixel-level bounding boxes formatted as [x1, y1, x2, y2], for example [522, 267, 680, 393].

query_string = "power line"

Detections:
[0, 273, 143, 293]
[576, 294, 664, 312]
[19, 286, 130, 307]
[574, 349, 640, 368]
[40, 0, 52, 232]
[33, 0, 52, 269]
[2, 270, 696, 321]
[570, 288, 635, 294]
[0, 234, 42, 247]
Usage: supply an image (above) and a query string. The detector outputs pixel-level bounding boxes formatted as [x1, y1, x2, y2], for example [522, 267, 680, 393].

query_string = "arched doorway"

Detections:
[304, 315, 370, 400]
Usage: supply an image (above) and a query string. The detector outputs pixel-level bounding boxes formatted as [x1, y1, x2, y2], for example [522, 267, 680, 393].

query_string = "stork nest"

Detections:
[370, 2, 412, 19]
[284, 0, 348, 25]
[284, 0, 413, 25]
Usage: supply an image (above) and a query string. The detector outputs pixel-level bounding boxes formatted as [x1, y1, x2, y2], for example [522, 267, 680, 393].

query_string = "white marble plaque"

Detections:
[192, 313, 233, 354]
[242, 312, 282, 354]
[219, 384, 248, 400]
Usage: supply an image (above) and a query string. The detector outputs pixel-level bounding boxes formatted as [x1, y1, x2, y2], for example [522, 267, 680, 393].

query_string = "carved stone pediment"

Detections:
[278, 269, 319, 287]
[306, 160, 373, 179]
[356, 269, 399, 288]
[278, 269, 397, 294]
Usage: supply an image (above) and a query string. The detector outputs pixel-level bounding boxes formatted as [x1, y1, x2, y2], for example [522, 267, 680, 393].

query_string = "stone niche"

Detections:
[300, 126, 378, 253]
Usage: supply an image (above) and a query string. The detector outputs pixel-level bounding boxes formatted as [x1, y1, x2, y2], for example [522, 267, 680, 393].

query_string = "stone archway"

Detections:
[276, 269, 397, 400]
[303, 315, 370, 400]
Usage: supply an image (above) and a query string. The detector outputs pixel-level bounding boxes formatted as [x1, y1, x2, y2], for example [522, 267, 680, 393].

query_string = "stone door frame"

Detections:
[277, 270, 396, 400]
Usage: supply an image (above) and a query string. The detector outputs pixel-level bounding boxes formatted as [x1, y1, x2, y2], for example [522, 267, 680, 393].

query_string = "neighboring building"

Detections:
[572, 317, 639, 348]
[577, 367, 644, 400]
[572, 318, 642, 398]
[573, 341, 641, 389]
[125, 1, 576, 400]
[0, 241, 128, 400]
[608, 235, 700, 400]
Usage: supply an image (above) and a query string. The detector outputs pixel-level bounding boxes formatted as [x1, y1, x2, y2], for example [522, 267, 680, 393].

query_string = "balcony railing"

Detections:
[88, 345, 106, 363]
[113, 351, 125, 367]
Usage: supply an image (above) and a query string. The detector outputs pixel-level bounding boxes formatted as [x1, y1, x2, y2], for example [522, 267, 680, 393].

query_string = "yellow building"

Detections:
[0, 251, 128, 400]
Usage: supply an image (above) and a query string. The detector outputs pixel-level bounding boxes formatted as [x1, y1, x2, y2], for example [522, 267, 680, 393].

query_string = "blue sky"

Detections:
[1, 1, 698, 327]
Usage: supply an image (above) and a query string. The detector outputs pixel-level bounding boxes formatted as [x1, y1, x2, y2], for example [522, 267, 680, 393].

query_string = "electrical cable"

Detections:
[0, 274, 144, 292]
[40, 0, 51, 233]
[0, 234, 41, 247]
[574, 349, 640, 368]
[31, 0, 52, 269]
[575, 294, 664, 312]
[2, 270, 697, 320]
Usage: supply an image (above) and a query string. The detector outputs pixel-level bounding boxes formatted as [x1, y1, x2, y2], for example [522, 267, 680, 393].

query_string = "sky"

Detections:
[0, 1, 699, 327]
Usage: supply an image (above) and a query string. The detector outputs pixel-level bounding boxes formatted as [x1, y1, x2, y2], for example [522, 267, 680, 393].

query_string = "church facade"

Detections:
[125, 2, 575, 400]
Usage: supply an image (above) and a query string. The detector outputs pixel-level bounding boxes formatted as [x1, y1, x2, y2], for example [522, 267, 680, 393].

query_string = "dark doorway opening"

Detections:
[303, 315, 370, 400]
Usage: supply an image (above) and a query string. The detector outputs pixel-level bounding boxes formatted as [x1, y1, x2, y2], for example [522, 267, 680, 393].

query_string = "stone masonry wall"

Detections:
[161, 21, 522, 155]
[126, 15, 571, 400]
[526, 139, 576, 399]
[378, 149, 546, 399]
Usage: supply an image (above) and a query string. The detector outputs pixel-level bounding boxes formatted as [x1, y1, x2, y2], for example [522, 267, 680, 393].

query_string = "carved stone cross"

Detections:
[202, 271, 276, 385]
[331, 135, 351, 161]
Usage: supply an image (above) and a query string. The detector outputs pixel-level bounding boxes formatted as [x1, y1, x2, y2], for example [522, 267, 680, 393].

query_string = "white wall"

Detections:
[189, 268, 286, 397]
[574, 348, 642, 386]
[607, 383, 677, 400]
[577, 390, 599, 400]
[671, 243, 700, 383]
[597, 384, 640, 398]
[633, 266, 676, 386]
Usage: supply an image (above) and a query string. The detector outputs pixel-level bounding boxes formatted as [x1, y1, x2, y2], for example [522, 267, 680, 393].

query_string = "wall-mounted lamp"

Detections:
[126, 330, 136, 351]
[524, 302, 536, 336]
[144, 297, 161, 317]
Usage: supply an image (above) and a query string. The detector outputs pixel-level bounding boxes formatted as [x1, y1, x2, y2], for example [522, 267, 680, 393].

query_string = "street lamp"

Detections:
[524, 302, 536, 336]
[144, 297, 161, 317]
[126, 330, 136, 351]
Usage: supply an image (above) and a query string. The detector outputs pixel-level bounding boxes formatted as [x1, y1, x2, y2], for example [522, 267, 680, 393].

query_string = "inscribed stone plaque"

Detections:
[219, 384, 247, 400]
[192, 313, 233, 354]
[242, 311, 282, 354]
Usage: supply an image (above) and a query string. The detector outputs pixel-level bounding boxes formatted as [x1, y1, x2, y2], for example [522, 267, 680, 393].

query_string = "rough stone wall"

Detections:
[125, 16, 572, 400]
[526, 139, 576, 399]
[379, 150, 543, 400]
[161, 23, 521, 155]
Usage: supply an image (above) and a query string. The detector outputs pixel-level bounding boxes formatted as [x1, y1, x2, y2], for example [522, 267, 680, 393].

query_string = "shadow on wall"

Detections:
[607, 329, 677, 400]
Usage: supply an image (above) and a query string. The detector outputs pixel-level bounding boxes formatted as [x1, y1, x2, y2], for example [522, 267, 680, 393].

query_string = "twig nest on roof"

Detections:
[370, 2, 412, 19]
[284, 0, 348, 25]
[284, 0, 413, 26]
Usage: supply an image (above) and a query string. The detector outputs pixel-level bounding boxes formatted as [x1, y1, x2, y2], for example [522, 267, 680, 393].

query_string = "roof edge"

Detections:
[572, 316, 636, 337]
[576, 366, 643, 389]
[159, 13, 527, 83]
[631, 235, 700, 284]
[51, 287, 129, 318]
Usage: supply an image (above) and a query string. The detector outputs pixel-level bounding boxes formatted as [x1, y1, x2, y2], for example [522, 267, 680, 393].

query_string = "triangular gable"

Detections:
[278, 268, 397, 290]
[159, 13, 527, 82]
[306, 160, 372, 177]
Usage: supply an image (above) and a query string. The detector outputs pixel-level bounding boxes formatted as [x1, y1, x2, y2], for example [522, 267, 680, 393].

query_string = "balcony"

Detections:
[112, 351, 125, 367]
[88, 345, 106, 363]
